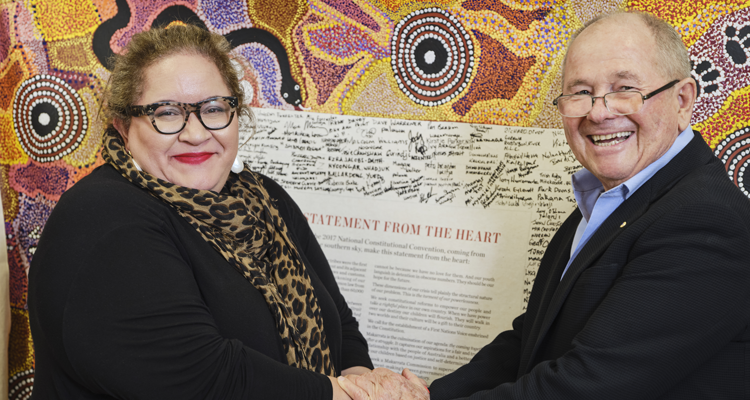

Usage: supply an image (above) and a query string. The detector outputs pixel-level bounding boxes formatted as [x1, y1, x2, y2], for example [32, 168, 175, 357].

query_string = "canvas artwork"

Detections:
[1, 0, 749, 397]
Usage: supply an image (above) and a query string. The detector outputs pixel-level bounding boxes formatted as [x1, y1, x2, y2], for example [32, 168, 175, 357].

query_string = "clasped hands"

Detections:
[336, 367, 429, 400]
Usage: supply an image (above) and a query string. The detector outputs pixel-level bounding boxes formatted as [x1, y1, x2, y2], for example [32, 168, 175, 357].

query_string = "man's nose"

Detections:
[587, 95, 615, 122]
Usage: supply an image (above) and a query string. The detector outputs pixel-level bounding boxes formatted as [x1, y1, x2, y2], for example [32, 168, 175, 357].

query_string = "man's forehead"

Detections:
[562, 16, 656, 87]
[580, 13, 646, 37]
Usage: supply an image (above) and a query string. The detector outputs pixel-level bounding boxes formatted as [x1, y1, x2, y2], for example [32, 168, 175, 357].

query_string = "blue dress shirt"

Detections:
[561, 126, 694, 279]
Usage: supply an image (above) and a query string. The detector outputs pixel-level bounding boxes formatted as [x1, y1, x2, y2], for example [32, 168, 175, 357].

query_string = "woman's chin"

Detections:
[159, 166, 231, 192]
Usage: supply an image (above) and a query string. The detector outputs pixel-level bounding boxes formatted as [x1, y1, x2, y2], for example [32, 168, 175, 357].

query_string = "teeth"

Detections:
[591, 132, 631, 141]
[591, 132, 632, 147]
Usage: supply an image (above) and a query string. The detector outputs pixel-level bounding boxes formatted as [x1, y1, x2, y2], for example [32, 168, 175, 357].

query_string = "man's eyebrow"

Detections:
[565, 72, 644, 91]
[564, 79, 588, 91]
[613, 71, 644, 83]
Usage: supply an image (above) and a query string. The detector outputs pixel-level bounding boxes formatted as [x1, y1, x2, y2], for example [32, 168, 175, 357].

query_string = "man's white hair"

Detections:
[562, 11, 692, 82]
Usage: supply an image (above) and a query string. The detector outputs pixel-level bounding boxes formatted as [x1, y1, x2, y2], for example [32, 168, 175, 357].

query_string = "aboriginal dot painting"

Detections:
[1, 0, 749, 397]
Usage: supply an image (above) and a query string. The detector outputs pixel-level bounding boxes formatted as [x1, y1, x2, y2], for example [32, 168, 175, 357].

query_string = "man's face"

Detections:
[561, 14, 694, 190]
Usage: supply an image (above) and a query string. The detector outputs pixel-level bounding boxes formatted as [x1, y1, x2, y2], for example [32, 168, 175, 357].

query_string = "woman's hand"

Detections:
[336, 368, 429, 400]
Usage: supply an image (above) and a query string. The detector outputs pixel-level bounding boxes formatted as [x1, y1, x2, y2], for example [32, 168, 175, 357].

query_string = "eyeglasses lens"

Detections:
[557, 91, 644, 117]
[153, 98, 234, 134]
[604, 92, 643, 115]
[557, 96, 590, 117]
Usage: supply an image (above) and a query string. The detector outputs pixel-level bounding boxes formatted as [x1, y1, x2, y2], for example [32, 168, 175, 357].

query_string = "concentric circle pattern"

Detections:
[714, 126, 750, 197]
[391, 8, 474, 106]
[12, 75, 88, 163]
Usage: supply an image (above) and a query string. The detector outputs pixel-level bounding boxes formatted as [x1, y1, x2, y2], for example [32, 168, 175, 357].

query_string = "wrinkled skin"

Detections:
[337, 368, 429, 400]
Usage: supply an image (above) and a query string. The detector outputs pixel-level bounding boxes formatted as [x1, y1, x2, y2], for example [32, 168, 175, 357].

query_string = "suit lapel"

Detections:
[529, 193, 652, 359]
[519, 131, 711, 373]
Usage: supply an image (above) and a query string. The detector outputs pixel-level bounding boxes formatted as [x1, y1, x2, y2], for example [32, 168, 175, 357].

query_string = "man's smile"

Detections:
[589, 131, 633, 147]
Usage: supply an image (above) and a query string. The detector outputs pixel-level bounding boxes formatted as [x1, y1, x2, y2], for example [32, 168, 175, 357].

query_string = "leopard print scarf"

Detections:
[102, 129, 334, 376]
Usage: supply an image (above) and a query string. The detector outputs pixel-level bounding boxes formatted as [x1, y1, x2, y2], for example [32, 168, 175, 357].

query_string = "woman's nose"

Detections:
[178, 112, 211, 143]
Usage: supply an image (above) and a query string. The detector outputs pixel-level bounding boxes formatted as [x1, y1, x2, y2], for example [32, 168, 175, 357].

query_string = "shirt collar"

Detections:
[572, 126, 694, 222]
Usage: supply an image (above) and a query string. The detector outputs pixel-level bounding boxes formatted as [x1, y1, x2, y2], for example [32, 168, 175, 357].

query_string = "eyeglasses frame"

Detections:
[127, 96, 239, 135]
[552, 80, 681, 118]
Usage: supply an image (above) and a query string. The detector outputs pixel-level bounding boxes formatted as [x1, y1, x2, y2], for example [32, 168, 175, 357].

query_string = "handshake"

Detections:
[335, 368, 430, 400]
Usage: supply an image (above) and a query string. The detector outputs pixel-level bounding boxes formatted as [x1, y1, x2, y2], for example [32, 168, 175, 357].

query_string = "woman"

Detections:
[28, 25, 373, 399]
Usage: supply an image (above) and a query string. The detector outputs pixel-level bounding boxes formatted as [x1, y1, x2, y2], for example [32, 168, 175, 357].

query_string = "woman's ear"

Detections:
[113, 118, 130, 148]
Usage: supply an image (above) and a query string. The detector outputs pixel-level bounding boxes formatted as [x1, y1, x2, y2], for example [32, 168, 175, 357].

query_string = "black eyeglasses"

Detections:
[127, 96, 238, 134]
[553, 80, 680, 118]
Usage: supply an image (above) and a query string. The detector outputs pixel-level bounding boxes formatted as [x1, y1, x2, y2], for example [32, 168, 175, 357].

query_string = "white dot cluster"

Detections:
[8, 369, 33, 400]
[722, 23, 750, 66]
[714, 126, 750, 197]
[12, 74, 88, 163]
[689, 54, 724, 101]
[391, 8, 474, 106]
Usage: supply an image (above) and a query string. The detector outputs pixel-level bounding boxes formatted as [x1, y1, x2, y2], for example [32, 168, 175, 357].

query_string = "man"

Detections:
[423, 11, 750, 399]
[338, 11, 750, 400]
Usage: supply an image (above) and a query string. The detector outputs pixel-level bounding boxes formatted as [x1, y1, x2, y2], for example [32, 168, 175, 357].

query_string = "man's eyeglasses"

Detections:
[553, 80, 680, 118]
[127, 96, 238, 135]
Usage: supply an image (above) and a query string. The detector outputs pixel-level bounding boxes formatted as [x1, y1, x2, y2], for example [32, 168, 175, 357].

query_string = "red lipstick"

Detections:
[173, 152, 213, 165]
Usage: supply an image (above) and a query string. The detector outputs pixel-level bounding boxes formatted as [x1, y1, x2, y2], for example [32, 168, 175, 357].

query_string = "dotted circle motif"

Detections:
[391, 8, 474, 106]
[8, 369, 33, 400]
[12, 75, 88, 163]
[714, 126, 750, 198]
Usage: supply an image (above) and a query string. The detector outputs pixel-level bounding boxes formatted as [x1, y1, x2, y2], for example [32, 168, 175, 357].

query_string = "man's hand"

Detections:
[337, 368, 429, 400]
[341, 366, 373, 377]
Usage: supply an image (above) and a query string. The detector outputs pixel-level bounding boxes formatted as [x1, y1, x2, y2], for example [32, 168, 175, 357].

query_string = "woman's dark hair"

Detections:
[102, 24, 251, 130]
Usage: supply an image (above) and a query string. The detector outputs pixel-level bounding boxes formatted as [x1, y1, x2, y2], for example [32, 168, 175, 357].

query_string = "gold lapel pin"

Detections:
[620, 221, 627, 228]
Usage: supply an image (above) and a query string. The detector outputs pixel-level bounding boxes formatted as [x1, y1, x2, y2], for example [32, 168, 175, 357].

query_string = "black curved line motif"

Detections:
[92, 0, 131, 69]
[91, 2, 302, 107]
[225, 28, 302, 106]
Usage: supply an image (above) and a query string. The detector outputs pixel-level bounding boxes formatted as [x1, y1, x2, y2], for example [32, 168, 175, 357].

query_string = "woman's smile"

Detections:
[173, 152, 214, 165]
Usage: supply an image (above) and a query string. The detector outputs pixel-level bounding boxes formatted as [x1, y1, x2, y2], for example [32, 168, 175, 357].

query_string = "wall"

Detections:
[1, 0, 749, 397]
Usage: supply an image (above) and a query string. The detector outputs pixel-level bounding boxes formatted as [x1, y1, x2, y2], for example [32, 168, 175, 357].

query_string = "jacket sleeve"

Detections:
[430, 199, 750, 400]
[429, 207, 582, 400]
[60, 214, 333, 400]
[429, 313, 524, 400]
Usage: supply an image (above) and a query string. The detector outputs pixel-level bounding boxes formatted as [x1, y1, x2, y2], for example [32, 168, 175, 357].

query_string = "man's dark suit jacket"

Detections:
[430, 131, 750, 399]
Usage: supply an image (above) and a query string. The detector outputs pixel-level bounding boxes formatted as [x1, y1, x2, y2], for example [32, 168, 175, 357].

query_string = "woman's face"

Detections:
[115, 53, 239, 192]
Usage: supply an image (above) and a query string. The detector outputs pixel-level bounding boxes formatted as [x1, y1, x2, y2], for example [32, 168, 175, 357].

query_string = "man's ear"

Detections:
[675, 77, 697, 132]
[113, 118, 130, 148]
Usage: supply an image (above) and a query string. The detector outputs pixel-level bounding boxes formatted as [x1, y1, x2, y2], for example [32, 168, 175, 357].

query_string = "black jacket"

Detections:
[29, 165, 372, 399]
[430, 131, 750, 399]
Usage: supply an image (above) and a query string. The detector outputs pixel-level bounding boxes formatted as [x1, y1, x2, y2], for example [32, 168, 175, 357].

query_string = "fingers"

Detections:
[402, 368, 428, 388]
[402, 368, 430, 399]
[337, 376, 370, 400]
[401, 368, 426, 386]
[340, 368, 429, 400]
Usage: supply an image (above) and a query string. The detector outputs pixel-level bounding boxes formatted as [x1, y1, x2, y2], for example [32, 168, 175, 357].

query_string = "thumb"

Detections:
[402, 368, 428, 388]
